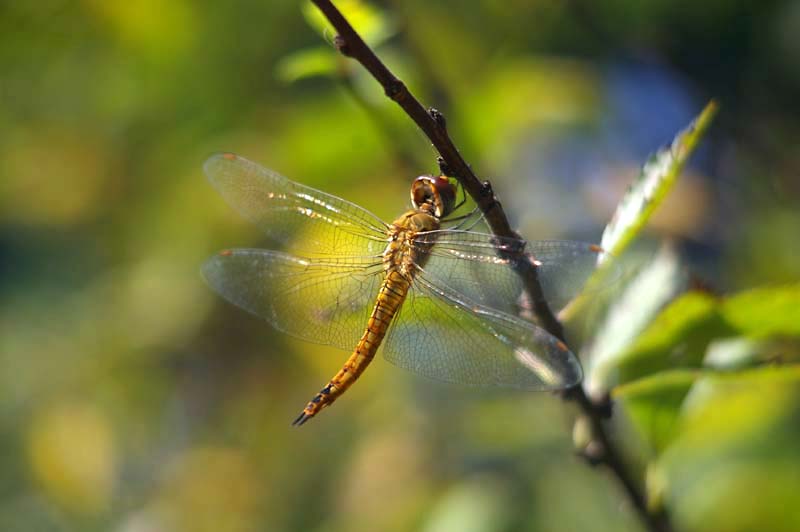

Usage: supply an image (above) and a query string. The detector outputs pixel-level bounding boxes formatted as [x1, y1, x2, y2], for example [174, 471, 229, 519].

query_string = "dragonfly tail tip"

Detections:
[292, 411, 312, 426]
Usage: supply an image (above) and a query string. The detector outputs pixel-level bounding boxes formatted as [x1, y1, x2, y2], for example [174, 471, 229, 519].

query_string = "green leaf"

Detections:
[612, 291, 730, 385]
[583, 245, 687, 393]
[613, 369, 701, 454]
[611, 283, 800, 384]
[559, 101, 717, 323]
[721, 282, 800, 337]
[599, 100, 718, 258]
[275, 47, 339, 82]
[302, 0, 396, 47]
[652, 366, 800, 532]
[460, 58, 601, 163]
[422, 477, 513, 532]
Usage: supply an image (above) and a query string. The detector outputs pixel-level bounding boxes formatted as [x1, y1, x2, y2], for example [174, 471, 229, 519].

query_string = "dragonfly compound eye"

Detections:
[411, 175, 457, 218]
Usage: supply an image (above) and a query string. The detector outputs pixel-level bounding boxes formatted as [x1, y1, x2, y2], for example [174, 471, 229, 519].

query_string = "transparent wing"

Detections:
[417, 230, 609, 313]
[202, 249, 384, 350]
[382, 269, 582, 389]
[205, 153, 389, 257]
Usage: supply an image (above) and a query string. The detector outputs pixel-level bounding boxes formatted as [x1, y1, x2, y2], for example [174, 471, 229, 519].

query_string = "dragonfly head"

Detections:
[411, 175, 457, 218]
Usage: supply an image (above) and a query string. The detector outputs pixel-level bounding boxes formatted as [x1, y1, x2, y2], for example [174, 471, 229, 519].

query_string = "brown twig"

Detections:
[308, 2, 671, 531]
[317, 0, 564, 337]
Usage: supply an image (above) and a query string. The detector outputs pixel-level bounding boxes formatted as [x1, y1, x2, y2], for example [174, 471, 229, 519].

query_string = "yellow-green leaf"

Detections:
[613, 283, 800, 385]
[599, 101, 718, 258]
[302, 0, 396, 47]
[583, 245, 687, 393]
[721, 282, 800, 337]
[560, 102, 716, 324]
[614, 369, 701, 454]
[612, 291, 729, 385]
[653, 366, 800, 532]
[276, 47, 339, 82]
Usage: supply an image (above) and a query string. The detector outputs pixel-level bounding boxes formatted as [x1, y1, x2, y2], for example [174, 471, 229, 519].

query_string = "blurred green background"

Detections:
[1, 1, 799, 531]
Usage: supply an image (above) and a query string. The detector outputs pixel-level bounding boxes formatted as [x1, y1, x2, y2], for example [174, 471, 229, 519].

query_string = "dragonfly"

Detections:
[202, 153, 607, 425]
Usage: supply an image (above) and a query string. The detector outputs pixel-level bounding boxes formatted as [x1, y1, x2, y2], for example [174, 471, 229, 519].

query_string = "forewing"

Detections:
[382, 270, 582, 389]
[202, 249, 383, 350]
[526, 241, 612, 310]
[414, 230, 522, 313]
[205, 153, 389, 257]
[418, 230, 608, 312]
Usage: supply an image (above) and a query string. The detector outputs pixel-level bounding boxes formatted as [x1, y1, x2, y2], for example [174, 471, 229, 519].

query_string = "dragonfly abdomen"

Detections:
[292, 271, 412, 426]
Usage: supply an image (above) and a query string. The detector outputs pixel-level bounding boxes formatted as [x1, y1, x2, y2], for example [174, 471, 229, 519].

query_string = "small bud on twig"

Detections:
[333, 35, 351, 56]
[429, 107, 447, 129]
[437, 156, 452, 176]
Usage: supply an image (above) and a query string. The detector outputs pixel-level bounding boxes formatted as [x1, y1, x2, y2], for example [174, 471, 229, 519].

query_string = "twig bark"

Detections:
[308, 2, 671, 531]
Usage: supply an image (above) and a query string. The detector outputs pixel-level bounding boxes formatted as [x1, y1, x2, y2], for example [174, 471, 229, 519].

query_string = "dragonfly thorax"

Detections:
[411, 175, 456, 218]
[385, 210, 441, 279]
